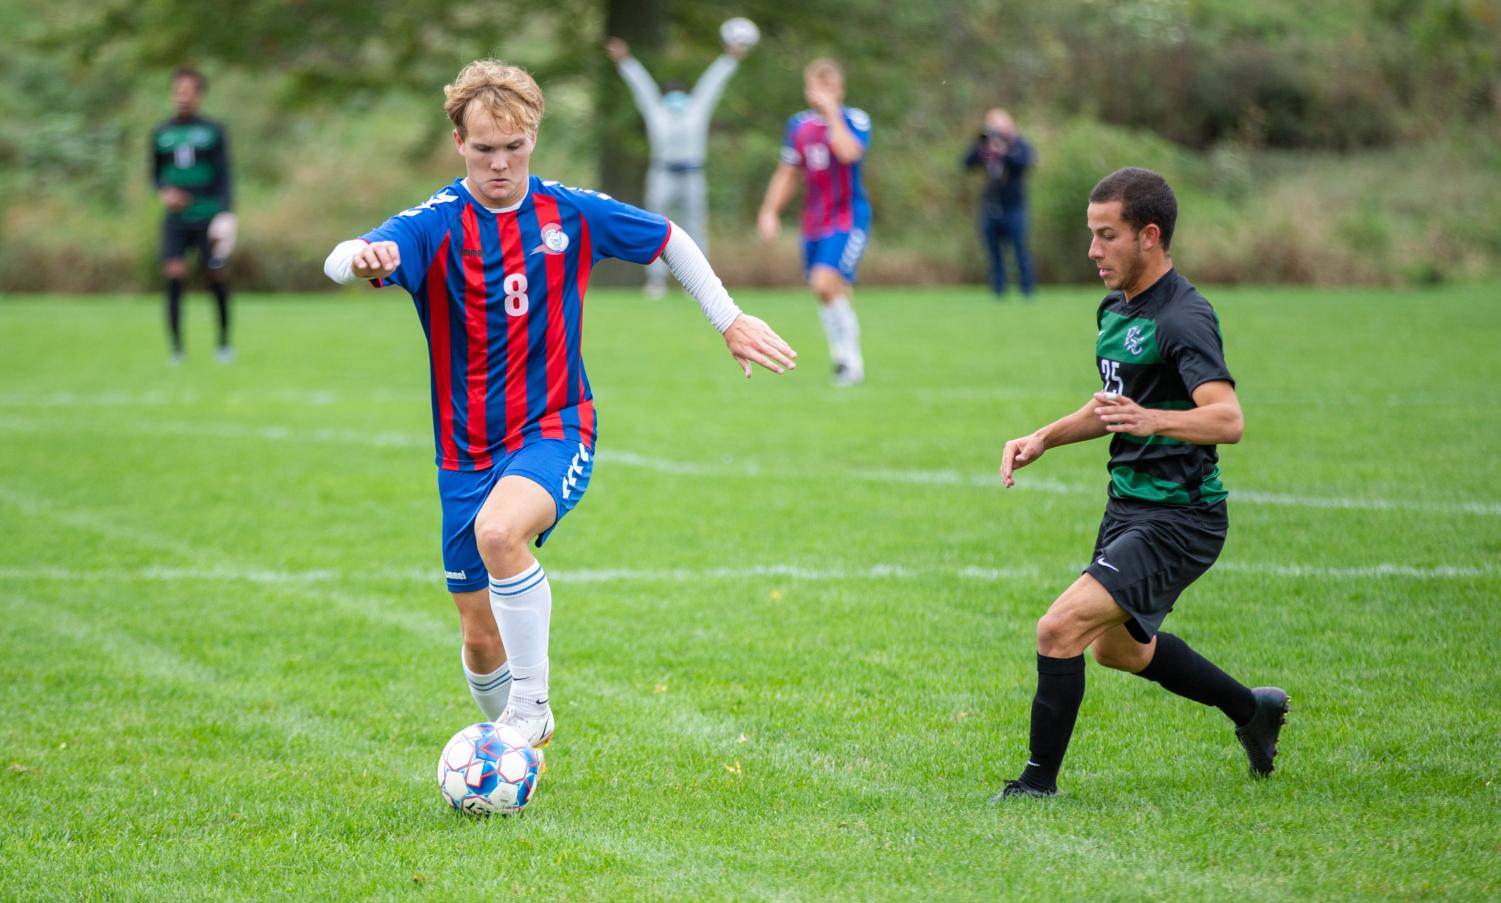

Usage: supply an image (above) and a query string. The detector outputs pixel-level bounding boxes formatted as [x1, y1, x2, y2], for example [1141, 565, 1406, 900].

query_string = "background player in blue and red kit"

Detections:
[323, 60, 796, 754]
[758, 58, 871, 386]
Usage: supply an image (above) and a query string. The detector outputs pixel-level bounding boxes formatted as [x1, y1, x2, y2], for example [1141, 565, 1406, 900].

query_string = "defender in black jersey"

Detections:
[992, 168, 1287, 800]
[152, 67, 235, 364]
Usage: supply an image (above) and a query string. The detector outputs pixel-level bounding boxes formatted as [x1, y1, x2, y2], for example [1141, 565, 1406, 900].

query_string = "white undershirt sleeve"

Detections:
[323, 239, 368, 285]
[660, 222, 742, 333]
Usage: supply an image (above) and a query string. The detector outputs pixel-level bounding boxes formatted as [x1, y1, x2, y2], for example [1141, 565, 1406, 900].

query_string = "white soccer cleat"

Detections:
[215, 346, 236, 364]
[496, 705, 555, 750]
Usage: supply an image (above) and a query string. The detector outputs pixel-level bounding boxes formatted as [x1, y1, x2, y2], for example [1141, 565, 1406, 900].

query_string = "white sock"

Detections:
[830, 296, 863, 371]
[462, 653, 512, 721]
[817, 302, 844, 363]
[489, 562, 551, 717]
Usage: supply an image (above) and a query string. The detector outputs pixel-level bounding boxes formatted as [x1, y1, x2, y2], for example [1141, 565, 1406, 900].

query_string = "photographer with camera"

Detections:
[964, 108, 1035, 299]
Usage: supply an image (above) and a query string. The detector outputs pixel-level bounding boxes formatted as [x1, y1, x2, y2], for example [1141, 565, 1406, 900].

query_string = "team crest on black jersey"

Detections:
[533, 222, 570, 255]
[1124, 325, 1146, 354]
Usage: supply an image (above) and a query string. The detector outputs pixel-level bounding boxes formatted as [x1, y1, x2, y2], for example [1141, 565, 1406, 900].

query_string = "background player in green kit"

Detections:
[993, 167, 1288, 800]
[152, 67, 236, 365]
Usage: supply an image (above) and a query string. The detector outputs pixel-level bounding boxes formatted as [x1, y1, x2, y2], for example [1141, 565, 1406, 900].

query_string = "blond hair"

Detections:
[803, 58, 844, 83]
[444, 60, 545, 137]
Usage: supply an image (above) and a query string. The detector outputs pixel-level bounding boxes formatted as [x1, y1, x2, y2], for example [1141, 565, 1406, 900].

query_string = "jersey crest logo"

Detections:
[1123, 325, 1146, 354]
[532, 222, 570, 256]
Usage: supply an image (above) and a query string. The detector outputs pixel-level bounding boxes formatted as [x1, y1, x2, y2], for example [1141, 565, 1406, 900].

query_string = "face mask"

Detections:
[663, 91, 689, 113]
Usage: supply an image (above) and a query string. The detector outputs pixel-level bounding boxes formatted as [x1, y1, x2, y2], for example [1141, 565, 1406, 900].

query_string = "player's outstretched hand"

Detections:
[605, 38, 629, 63]
[999, 433, 1046, 488]
[757, 210, 780, 242]
[350, 241, 401, 280]
[1093, 390, 1156, 437]
[724, 314, 797, 378]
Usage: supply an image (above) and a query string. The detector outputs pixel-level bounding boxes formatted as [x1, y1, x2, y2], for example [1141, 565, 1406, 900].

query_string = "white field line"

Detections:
[1, 560, 1494, 586]
[0, 387, 1060, 407]
[2, 413, 1498, 516]
[0, 388, 425, 407]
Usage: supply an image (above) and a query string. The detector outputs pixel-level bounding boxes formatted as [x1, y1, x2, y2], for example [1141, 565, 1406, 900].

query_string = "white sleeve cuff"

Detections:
[660, 223, 741, 333]
[324, 239, 368, 285]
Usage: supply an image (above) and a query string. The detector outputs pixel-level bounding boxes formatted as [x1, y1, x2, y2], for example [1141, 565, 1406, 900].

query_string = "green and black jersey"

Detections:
[1096, 269, 1233, 508]
[151, 115, 232, 224]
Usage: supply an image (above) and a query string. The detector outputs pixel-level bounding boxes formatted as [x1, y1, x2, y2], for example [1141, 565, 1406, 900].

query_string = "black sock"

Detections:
[210, 280, 231, 348]
[166, 278, 184, 352]
[1018, 653, 1086, 791]
[1136, 632, 1256, 726]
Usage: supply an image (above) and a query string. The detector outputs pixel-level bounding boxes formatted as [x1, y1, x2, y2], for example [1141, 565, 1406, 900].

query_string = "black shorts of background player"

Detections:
[991, 167, 1288, 800]
[152, 66, 235, 364]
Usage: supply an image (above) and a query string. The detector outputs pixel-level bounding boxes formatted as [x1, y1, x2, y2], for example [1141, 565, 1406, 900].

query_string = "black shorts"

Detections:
[1082, 497, 1228, 644]
[160, 218, 220, 267]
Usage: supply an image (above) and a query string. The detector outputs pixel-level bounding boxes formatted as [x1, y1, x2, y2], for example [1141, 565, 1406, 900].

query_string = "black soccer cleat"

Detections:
[988, 779, 1058, 803]
[1235, 687, 1290, 777]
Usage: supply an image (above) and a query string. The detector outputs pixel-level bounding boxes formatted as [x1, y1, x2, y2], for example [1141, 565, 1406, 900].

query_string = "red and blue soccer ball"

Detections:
[438, 723, 542, 816]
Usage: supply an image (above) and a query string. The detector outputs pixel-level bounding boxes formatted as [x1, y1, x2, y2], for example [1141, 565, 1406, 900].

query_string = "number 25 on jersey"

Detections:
[1100, 359, 1124, 395]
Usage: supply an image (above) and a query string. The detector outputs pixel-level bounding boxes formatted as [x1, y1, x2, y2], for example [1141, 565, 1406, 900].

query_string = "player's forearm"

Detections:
[617, 58, 660, 111]
[756, 167, 792, 214]
[759, 167, 795, 216]
[692, 55, 738, 108]
[323, 239, 367, 285]
[1149, 402, 1244, 445]
[825, 121, 864, 164]
[660, 224, 742, 333]
[1037, 403, 1110, 449]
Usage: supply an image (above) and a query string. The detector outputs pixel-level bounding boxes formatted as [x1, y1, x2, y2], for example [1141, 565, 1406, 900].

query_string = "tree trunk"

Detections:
[594, 0, 664, 285]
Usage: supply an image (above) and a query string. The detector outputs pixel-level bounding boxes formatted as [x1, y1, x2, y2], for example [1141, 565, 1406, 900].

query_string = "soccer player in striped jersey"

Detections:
[758, 58, 871, 386]
[323, 60, 795, 752]
[992, 168, 1287, 800]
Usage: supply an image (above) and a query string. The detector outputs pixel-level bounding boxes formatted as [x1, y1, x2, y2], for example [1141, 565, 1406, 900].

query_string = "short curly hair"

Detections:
[1089, 167, 1178, 250]
[444, 60, 545, 137]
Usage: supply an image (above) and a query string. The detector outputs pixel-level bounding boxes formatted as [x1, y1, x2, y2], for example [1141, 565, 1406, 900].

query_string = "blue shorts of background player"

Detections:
[438, 439, 594, 593]
[803, 226, 869, 284]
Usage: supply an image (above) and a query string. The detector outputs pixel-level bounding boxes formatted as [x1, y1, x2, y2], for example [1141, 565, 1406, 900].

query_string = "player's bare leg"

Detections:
[474, 475, 559, 748]
[811, 264, 862, 385]
[162, 257, 188, 365]
[1088, 623, 1155, 673]
[451, 587, 511, 720]
[206, 263, 233, 363]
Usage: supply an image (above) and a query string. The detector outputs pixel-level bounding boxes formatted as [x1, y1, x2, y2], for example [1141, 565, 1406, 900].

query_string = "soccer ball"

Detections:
[437, 722, 542, 816]
[720, 17, 760, 50]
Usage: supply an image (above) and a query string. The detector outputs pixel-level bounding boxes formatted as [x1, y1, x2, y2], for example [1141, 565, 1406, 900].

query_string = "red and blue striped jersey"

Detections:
[363, 176, 670, 471]
[780, 107, 872, 240]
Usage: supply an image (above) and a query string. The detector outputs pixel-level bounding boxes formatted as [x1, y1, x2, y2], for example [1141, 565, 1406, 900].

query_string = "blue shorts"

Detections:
[436, 439, 594, 593]
[803, 227, 869, 284]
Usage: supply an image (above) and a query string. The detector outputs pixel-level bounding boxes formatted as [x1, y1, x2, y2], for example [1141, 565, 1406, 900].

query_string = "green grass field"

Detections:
[1, 283, 1497, 900]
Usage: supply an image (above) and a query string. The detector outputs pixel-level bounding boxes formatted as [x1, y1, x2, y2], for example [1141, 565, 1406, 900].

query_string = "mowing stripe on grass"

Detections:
[3, 560, 1492, 586]
[3, 413, 1498, 517]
